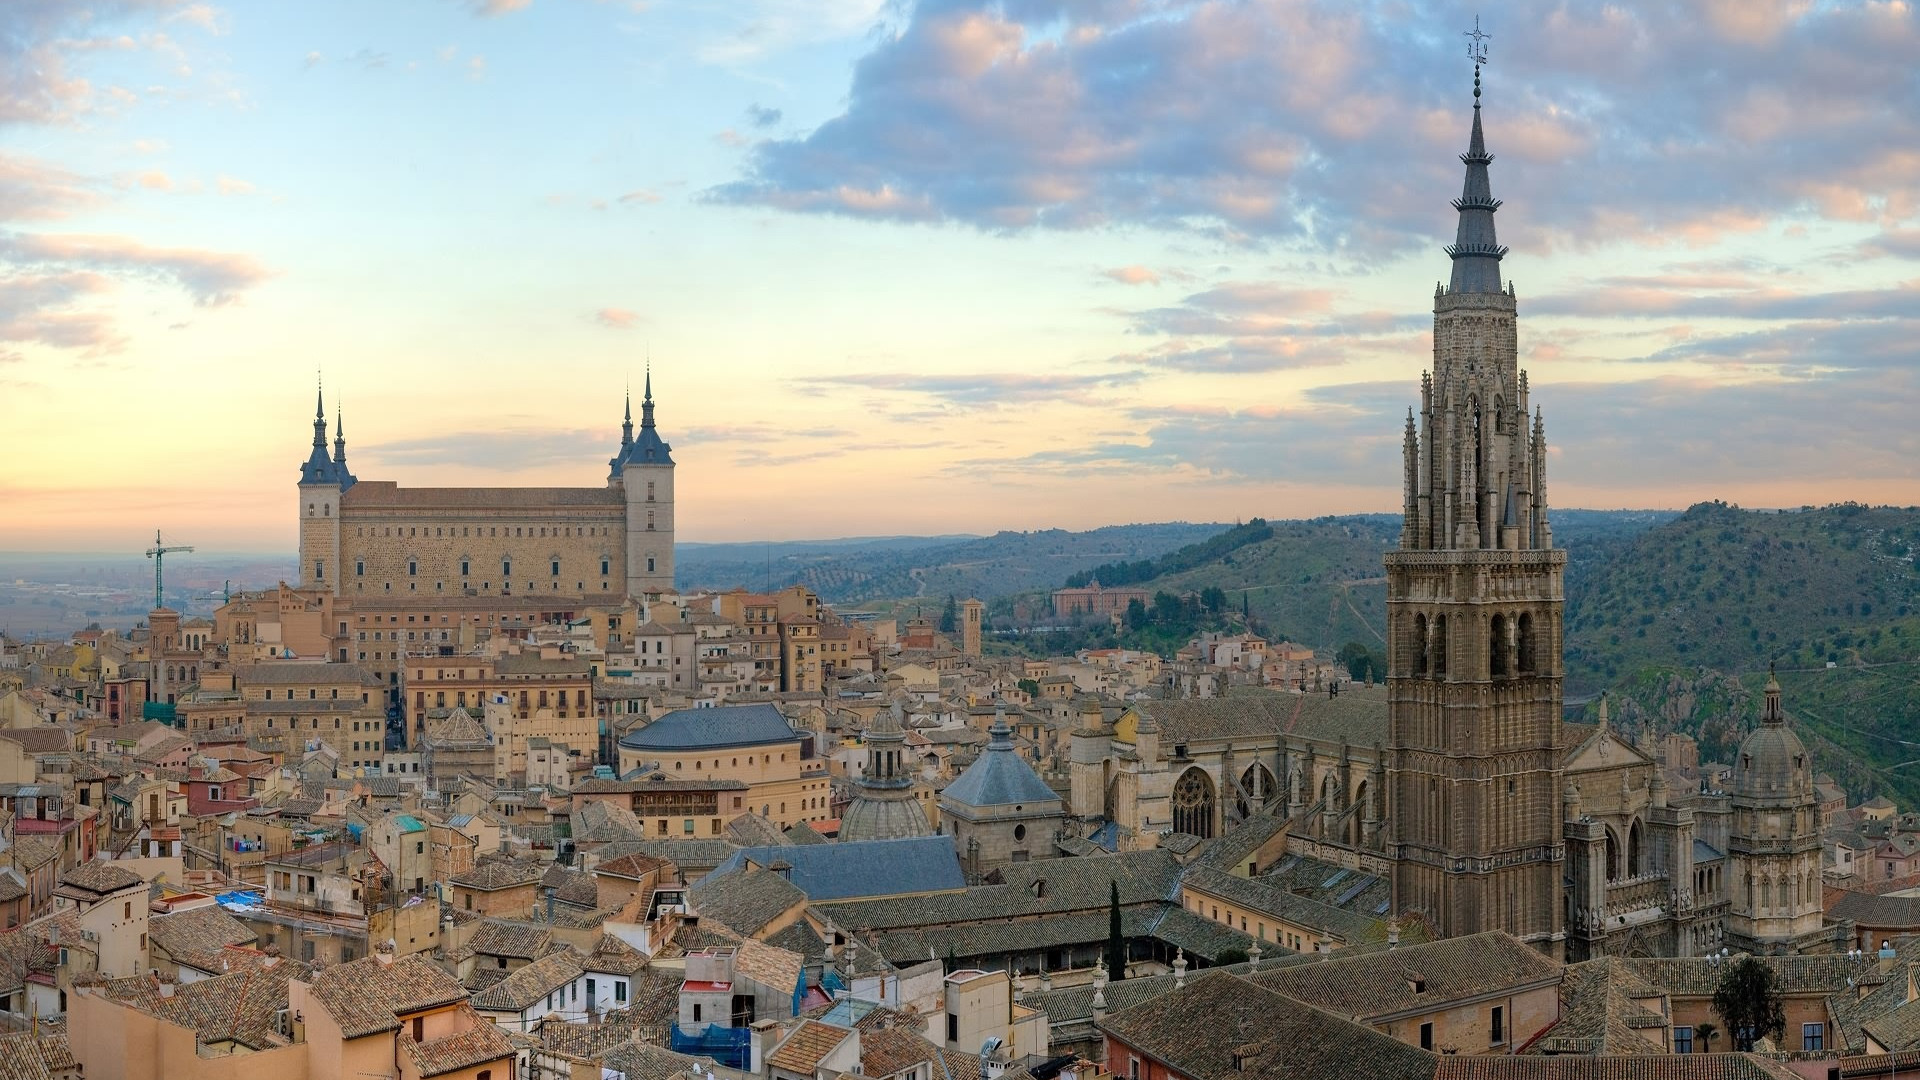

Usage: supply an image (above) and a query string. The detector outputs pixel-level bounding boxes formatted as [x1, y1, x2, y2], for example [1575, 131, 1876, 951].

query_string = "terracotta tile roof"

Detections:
[307, 955, 469, 1039]
[454, 857, 546, 891]
[1248, 931, 1561, 1022]
[238, 661, 384, 686]
[585, 934, 649, 977]
[768, 1019, 852, 1074]
[1431, 1057, 1802, 1079]
[467, 920, 556, 961]
[0, 1031, 76, 1080]
[731, 938, 806, 996]
[1525, 957, 1669, 1056]
[148, 905, 258, 974]
[1100, 970, 1434, 1080]
[99, 956, 310, 1051]
[470, 949, 585, 1014]
[603, 1040, 707, 1080]
[1621, 952, 1884, 997]
[57, 860, 146, 896]
[401, 1004, 516, 1078]
[689, 866, 807, 937]
[594, 853, 669, 881]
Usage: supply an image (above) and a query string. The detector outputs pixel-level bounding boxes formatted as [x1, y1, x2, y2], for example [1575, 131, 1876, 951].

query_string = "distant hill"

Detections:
[675, 523, 1226, 605]
[1563, 502, 1920, 692]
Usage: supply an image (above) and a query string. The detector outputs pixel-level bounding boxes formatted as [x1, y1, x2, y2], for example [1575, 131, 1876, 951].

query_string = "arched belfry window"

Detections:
[1517, 614, 1536, 673]
[1432, 616, 1448, 677]
[1490, 614, 1509, 677]
[1413, 614, 1429, 676]
[1628, 819, 1645, 877]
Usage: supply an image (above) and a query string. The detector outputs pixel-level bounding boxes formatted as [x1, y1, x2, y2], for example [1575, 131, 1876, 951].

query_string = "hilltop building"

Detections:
[296, 372, 676, 604]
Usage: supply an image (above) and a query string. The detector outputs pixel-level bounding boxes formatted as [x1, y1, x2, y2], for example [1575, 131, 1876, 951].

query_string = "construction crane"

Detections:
[145, 530, 194, 610]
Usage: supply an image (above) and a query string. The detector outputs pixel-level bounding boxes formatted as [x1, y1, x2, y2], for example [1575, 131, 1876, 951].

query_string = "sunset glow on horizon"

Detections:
[3, 0, 1918, 554]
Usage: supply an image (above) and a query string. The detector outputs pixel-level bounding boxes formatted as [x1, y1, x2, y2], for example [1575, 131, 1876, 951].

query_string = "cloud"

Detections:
[0, 152, 99, 219]
[470, 0, 533, 15]
[0, 0, 174, 125]
[747, 104, 783, 128]
[791, 369, 1143, 410]
[1102, 265, 1159, 286]
[696, 0, 890, 66]
[468, 55, 487, 80]
[617, 189, 662, 205]
[0, 232, 272, 306]
[1112, 279, 1420, 373]
[347, 48, 389, 70]
[137, 170, 173, 191]
[0, 270, 122, 353]
[711, 1, 1920, 257]
[302, 50, 322, 69]
[165, 4, 225, 34]
[594, 307, 641, 329]
[215, 175, 253, 196]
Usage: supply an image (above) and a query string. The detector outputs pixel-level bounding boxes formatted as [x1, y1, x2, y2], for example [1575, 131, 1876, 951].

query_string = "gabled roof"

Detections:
[767, 1019, 853, 1075]
[148, 905, 258, 973]
[57, 860, 146, 897]
[307, 955, 469, 1038]
[1249, 932, 1560, 1023]
[470, 949, 586, 1013]
[1101, 970, 1434, 1080]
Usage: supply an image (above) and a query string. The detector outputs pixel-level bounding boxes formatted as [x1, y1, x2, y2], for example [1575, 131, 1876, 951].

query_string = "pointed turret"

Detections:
[1444, 64, 1508, 294]
[330, 402, 355, 488]
[300, 379, 338, 485]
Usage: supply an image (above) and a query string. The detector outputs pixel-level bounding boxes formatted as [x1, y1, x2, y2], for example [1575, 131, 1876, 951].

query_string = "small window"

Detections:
[1491, 1005, 1504, 1043]
[1420, 1023, 1434, 1051]
[1674, 1026, 1693, 1054]
[1804, 1023, 1825, 1052]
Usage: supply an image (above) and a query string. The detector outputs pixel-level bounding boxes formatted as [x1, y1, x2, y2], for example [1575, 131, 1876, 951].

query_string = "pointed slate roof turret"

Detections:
[610, 364, 674, 480]
[1443, 63, 1508, 294]
[300, 378, 340, 485]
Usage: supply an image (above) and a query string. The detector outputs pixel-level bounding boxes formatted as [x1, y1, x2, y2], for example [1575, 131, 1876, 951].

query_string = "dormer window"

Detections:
[1408, 975, 1427, 993]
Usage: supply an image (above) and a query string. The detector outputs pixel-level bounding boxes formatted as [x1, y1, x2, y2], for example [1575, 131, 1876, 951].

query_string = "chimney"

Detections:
[749, 1019, 780, 1075]
[375, 940, 396, 967]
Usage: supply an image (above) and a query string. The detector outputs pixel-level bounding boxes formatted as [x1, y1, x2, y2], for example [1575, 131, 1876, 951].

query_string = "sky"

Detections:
[1, 0, 1917, 552]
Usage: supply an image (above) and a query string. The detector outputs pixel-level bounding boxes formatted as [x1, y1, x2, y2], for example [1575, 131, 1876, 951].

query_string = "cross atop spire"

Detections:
[621, 383, 634, 449]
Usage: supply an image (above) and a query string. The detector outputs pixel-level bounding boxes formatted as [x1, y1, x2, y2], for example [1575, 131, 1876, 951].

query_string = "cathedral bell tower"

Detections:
[1387, 54, 1566, 955]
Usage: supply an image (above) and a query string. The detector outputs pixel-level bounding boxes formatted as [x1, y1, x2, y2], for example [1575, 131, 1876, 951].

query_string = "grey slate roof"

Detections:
[618, 702, 798, 753]
[704, 835, 965, 903]
[939, 717, 1060, 810]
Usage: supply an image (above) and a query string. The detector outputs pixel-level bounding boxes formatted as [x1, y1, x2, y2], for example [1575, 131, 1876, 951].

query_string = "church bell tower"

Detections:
[1387, 51, 1566, 955]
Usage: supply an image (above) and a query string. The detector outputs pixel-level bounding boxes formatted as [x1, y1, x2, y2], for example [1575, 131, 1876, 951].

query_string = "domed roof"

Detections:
[1732, 671, 1813, 800]
[838, 791, 932, 843]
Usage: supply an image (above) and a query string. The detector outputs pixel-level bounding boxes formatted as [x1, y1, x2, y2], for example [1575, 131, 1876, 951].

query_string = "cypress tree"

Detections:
[1105, 879, 1127, 981]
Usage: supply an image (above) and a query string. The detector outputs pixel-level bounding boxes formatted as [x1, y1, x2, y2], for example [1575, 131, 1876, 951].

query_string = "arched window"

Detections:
[1490, 614, 1509, 677]
[1236, 763, 1279, 820]
[1517, 613, 1536, 673]
[1628, 819, 1644, 877]
[1605, 827, 1621, 882]
[1413, 613, 1429, 676]
[1432, 616, 1448, 677]
[1172, 768, 1216, 839]
[1351, 780, 1370, 847]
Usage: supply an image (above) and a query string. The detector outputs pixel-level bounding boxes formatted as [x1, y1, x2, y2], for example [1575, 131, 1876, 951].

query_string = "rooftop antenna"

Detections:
[146, 530, 195, 610]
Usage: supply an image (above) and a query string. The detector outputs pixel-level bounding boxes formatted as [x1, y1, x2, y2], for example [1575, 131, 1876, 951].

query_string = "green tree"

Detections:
[1214, 947, 1249, 966]
[1124, 597, 1149, 631]
[1017, 678, 1041, 698]
[1336, 640, 1385, 682]
[1712, 956, 1784, 1051]
[1691, 1022, 1719, 1054]
[939, 594, 958, 634]
[1200, 586, 1227, 614]
[1105, 880, 1127, 982]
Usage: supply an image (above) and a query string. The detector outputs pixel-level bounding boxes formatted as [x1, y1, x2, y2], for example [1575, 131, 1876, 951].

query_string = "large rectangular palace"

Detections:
[296, 375, 676, 603]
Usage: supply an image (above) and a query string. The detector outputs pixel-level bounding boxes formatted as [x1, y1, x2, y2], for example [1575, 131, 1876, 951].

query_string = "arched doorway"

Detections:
[1173, 768, 1216, 839]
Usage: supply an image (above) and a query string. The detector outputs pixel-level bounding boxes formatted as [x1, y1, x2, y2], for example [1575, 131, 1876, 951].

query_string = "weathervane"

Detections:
[1464, 15, 1491, 67]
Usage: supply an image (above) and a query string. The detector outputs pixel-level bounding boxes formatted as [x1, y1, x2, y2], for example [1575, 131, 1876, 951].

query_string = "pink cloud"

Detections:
[1, 232, 272, 306]
[594, 307, 641, 329]
[1102, 266, 1160, 286]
